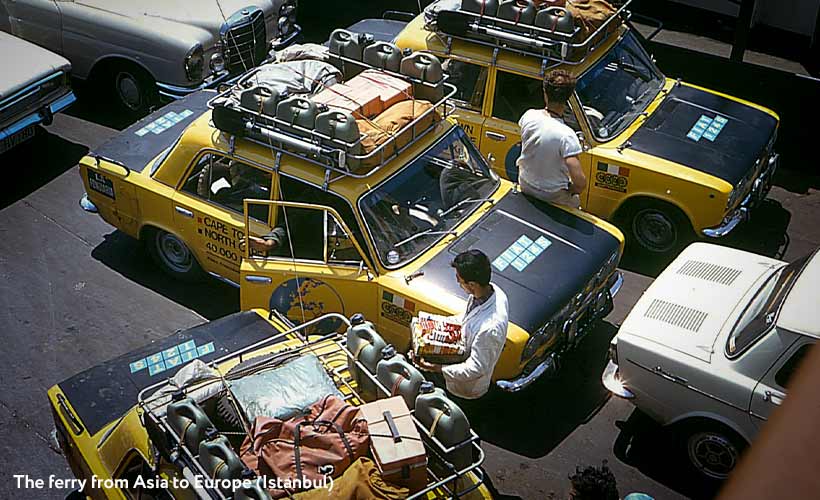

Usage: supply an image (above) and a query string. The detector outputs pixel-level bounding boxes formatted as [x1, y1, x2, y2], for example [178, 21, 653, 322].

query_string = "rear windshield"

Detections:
[726, 251, 815, 357]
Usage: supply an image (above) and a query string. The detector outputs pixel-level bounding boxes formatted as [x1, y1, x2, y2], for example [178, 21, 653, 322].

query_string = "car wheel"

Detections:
[683, 426, 746, 481]
[110, 62, 157, 117]
[620, 200, 694, 256]
[145, 228, 203, 282]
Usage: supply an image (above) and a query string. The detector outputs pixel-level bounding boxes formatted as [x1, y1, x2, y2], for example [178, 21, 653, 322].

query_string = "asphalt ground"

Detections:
[2, 20, 820, 500]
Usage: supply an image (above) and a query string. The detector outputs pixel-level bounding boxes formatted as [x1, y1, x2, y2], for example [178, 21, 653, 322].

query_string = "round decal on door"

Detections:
[269, 277, 345, 333]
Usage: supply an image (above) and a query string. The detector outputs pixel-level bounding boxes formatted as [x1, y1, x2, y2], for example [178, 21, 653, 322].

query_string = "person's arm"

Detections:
[566, 155, 587, 195]
[441, 323, 504, 384]
[245, 226, 287, 254]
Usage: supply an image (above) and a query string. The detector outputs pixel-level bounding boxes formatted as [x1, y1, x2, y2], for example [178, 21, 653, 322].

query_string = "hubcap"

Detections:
[687, 432, 739, 480]
[633, 209, 677, 253]
[155, 232, 193, 274]
[115, 71, 142, 111]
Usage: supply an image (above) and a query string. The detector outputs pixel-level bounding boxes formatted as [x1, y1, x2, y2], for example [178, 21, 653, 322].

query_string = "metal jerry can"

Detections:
[498, 0, 536, 31]
[363, 41, 403, 73]
[535, 7, 575, 35]
[415, 382, 473, 470]
[400, 52, 444, 103]
[461, 0, 499, 17]
[198, 431, 245, 492]
[376, 345, 425, 409]
[276, 96, 319, 129]
[239, 85, 282, 116]
[346, 313, 387, 398]
[166, 395, 214, 450]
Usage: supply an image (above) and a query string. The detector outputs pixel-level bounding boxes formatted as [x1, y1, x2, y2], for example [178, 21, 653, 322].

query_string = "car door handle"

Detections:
[175, 206, 194, 218]
[763, 390, 783, 406]
[485, 131, 507, 142]
[653, 366, 688, 385]
[244, 275, 272, 284]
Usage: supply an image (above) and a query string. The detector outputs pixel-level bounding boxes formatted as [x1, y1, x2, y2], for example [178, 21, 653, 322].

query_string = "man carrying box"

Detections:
[412, 250, 509, 399]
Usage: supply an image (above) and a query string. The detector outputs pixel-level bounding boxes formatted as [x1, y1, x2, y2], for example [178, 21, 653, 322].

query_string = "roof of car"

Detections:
[778, 250, 820, 338]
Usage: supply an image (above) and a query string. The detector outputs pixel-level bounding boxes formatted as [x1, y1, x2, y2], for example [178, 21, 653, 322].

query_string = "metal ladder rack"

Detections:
[207, 51, 457, 189]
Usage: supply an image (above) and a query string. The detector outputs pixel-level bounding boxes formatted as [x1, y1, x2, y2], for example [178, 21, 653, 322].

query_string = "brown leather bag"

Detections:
[293, 458, 408, 500]
[567, 0, 617, 39]
[239, 395, 370, 498]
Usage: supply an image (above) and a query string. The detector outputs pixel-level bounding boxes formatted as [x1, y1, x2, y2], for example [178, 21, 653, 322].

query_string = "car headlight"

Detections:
[210, 52, 226, 73]
[185, 44, 204, 82]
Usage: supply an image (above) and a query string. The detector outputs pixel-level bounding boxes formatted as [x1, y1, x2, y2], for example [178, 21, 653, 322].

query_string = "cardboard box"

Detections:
[412, 312, 466, 364]
[314, 71, 413, 120]
[358, 396, 428, 492]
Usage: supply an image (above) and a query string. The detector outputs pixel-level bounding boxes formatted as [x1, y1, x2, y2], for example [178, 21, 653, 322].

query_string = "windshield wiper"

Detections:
[393, 229, 458, 249]
[438, 197, 495, 219]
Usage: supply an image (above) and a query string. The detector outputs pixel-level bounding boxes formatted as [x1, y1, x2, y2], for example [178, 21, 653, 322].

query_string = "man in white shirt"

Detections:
[413, 250, 509, 400]
[516, 69, 587, 209]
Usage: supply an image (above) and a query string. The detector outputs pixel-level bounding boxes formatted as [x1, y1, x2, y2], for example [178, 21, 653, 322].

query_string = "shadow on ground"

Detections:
[613, 409, 722, 500]
[460, 322, 617, 459]
[0, 128, 88, 210]
[91, 230, 240, 319]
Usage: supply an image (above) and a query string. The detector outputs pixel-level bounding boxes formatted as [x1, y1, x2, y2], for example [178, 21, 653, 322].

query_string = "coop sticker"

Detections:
[492, 235, 551, 272]
[135, 109, 195, 137]
[129, 340, 215, 376]
[687, 114, 728, 142]
[381, 291, 415, 326]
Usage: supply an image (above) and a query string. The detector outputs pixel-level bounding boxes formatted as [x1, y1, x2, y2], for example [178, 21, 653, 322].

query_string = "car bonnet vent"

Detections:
[676, 260, 742, 286]
[644, 299, 708, 333]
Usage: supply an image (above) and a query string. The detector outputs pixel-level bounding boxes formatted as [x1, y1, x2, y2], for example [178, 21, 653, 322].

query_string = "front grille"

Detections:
[223, 9, 267, 74]
[677, 260, 742, 286]
[644, 299, 708, 333]
[0, 72, 64, 126]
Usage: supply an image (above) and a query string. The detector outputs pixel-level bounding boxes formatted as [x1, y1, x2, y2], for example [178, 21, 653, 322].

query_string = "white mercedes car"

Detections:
[603, 242, 818, 480]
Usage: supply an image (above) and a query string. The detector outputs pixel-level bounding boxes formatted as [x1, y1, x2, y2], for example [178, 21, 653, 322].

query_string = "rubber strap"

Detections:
[391, 373, 407, 396]
[429, 409, 445, 437]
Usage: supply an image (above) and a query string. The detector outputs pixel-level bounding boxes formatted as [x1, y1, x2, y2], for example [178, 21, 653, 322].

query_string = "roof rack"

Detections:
[137, 313, 486, 500]
[427, 0, 633, 69]
[207, 36, 457, 188]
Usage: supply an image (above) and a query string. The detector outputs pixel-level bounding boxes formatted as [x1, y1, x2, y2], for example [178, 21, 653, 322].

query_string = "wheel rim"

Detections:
[687, 431, 739, 480]
[155, 232, 193, 274]
[115, 71, 143, 111]
[633, 208, 677, 253]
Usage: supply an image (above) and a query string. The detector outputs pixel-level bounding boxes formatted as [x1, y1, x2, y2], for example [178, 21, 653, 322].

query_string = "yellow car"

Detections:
[49, 310, 492, 499]
[360, 1, 780, 255]
[79, 53, 623, 391]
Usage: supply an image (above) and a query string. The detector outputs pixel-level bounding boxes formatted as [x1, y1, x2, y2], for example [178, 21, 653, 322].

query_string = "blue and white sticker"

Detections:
[135, 109, 194, 137]
[492, 234, 553, 272]
[130, 340, 214, 377]
[687, 114, 729, 143]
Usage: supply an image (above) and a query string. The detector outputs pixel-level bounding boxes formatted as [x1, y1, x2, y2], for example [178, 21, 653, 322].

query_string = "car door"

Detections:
[172, 151, 275, 283]
[4, 0, 62, 53]
[749, 338, 814, 430]
[239, 199, 378, 334]
[443, 58, 489, 148]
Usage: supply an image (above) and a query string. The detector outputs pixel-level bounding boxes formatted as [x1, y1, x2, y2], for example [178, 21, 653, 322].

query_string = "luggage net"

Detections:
[137, 313, 486, 500]
[424, 0, 633, 67]
[208, 31, 457, 186]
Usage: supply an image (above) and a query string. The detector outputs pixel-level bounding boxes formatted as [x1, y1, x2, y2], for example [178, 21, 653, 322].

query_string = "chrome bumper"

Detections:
[602, 360, 634, 399]
[496, 271, 624, 393]
[0, 91, 76, 142]
[703, 153, 779, 238]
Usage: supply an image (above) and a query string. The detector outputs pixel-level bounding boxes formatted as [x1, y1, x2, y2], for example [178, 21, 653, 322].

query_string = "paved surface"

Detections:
[2, 15, 819, 500]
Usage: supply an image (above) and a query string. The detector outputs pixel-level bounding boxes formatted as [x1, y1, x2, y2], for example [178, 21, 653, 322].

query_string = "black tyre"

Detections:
[144, 228, 204, 282]
[109, 62, 158, 117]
[681, 423, 747, 481]
[618, 199, 694, 256]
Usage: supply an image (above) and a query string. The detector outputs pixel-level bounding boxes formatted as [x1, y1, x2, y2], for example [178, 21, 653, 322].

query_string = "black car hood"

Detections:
[416, 191, 620, 332]
[58, 312, 278, 436]
[629, 84, 776, 186]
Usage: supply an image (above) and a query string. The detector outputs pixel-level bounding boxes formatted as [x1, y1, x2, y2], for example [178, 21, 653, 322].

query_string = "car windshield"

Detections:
[359, 127, 499, 268]
[726, 251, 815, 357]
[576, 31, 665, 141]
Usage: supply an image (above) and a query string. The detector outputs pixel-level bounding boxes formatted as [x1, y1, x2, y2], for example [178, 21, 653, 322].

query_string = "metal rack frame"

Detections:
[137, 313, 487, 500]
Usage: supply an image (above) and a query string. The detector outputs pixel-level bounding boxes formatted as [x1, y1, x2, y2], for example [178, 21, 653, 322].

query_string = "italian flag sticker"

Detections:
[597, 163, 630, 177]
[382, 291, 416, 312]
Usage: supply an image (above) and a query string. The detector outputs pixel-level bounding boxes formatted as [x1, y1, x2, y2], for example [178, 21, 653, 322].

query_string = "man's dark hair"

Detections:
[543, 69, 577, 104]
[569, 462, 619, 500]
[451, 250, 491, 287]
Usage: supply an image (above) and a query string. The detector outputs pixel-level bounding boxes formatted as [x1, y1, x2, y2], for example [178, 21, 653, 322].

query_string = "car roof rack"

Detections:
[207, 35, 456, 189]
[137, 313, 487, 500]
[426, 0, 633, 71]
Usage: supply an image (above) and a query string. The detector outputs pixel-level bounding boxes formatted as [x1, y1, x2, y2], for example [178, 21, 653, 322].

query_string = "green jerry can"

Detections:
[363, 41, 403, 73]
[498, 0, 536, 31]
[461, 0, 500, 18]
[328, 29, 369, 76]
[346, 313, 387, 399]
[276, 96, 319, 130]
[198, 430, 245, 494]
[415, 381, 472, 470]
[535, 6, 575, 36]
[400, 52, 444, 103]
[376, 345, 425, 409]
[239, 85, 282, 116]
[166, 394, 214, 450]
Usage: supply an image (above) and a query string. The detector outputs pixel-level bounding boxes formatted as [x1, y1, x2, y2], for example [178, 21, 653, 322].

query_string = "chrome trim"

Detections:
[244, 275, 273, 284]
[0, 91, 75, 141]
[0, 72, 64, 113]
[608, 271, 624, 298]
[155, 71, 232, 99]
[702, 205, 748, 238]
[79, 193, 98, 213]
[206, 272, 240, 288]
[272, 24, 302, 51]
[174, 206, 194, 218]
[496, 353, 558, 392]
[602, 360, 635, 399]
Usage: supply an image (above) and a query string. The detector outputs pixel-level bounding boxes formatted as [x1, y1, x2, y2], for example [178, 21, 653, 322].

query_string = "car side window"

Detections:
[492, 71, 545, 123]
[443, 60, 488, 112]
[774, 343, 813, 389]
[117, 454, 172, 500]
[181, 153, 272, 222]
